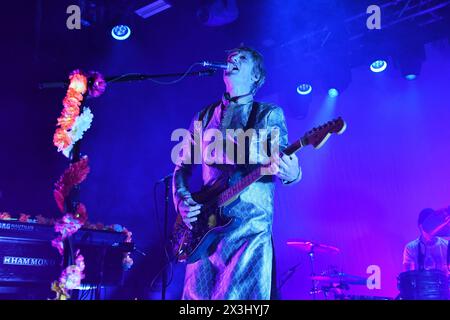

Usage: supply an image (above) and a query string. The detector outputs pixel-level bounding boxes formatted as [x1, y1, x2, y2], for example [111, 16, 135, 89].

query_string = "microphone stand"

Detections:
[63, 120, 83, 300]
[38, 69, 217, 89]
[161, 174, 171, 301]
[278, 260, 303, 291]
[155, 173, 173, 300]
[309, 245, 319, 300]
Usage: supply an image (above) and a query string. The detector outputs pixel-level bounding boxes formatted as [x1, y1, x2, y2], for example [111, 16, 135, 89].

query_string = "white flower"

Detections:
[70, 107, 94, 142]
[61, 108, 94, 158]
[62, 144, 73, 158]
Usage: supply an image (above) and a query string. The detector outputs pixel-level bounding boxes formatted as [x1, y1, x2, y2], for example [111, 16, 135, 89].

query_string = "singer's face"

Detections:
[223, 51, 257, 89]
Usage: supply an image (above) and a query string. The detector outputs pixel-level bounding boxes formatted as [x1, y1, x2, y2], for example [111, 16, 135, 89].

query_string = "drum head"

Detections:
[398, 270, 449, 300]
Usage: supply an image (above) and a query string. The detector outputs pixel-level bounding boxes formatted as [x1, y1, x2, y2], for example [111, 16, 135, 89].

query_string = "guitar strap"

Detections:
[418, 238, 450, 271]
[198, 101, 259, 131]
[245, 101, 260, 131]
[447, 239, 450, 269]
[198, 101, 260, 165]
[198, 101, 220, 129]
[243, 101, 260, 165]
[418, 241, 425, 270]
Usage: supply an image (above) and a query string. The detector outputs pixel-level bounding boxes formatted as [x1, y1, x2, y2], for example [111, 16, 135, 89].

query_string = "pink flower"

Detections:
[19, 213, 30, 223]
[57, 252, 85, 291]
[123, 228, 133, 243]
[68, 70, 88, 95]
[36, 215, 49, 225]
[54, 214, 82, 239]
[74, 203, 88, 224]
[75, 251, 85, 270]
[60, 265, 84, 290]
[123, 254, 134, 270]
[87, 71, 106, 97]
[53, 128, 72, 151]
[0, 212, 11, 220]
[51, 236, 64, 255]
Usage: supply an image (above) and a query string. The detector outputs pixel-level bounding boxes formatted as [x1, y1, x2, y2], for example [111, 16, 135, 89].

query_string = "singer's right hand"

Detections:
[178, 197, 202, 230]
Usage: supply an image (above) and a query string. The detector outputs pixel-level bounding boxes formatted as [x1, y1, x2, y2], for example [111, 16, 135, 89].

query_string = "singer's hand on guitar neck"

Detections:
[178, 196, 202, 230]
[273, 153, 302, 183]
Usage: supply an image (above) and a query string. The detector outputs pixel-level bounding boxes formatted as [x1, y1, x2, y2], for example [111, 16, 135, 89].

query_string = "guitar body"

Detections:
[171, 179, 235, 263]
[170, 117, 346, 263]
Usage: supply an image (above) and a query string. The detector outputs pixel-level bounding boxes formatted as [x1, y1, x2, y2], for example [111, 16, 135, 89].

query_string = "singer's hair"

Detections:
[227, 46, 266, 94]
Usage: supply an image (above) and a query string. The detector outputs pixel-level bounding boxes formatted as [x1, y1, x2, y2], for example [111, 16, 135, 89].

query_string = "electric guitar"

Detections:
[171, 117, 347, 263]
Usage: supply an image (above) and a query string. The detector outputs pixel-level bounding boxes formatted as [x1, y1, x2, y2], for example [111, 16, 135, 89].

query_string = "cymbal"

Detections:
[286, 240, 340, 254]
[310, 273, 367, 285]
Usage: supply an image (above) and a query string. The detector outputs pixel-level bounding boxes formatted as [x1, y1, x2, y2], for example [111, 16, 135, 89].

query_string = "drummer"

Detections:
[403, 208, 450, 274]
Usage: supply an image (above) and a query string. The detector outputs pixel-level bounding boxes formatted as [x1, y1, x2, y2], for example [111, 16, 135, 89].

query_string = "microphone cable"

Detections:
[107, 62, 211, 86]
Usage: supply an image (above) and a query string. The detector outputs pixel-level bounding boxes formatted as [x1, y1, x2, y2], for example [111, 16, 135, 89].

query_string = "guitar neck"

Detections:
[217, 137, 306, 206]
[281, 138, 305, 156]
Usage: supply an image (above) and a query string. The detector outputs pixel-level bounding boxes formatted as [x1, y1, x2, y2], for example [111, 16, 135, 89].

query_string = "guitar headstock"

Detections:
[304, 117, 346, 149]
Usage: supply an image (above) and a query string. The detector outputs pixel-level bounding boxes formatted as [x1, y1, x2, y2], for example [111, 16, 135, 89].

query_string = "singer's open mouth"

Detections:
[229, 64, 239, 73]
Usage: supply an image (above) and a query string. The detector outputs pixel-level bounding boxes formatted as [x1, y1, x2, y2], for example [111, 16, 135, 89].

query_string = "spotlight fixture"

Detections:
[363, 30, 392, 77]
[319, 49, 351, 98]
[296, 84, 312, 95]
[111, 25, 131, 40]
[398, 48, 424, 79]
[197, 0, 239, 27]
[394, 25, 426, 80]
[370, 60, 388, 73]
[405, 74, 417, 80]
[328, 88, 339, 98]
[321, 63, 351, 97]
[135, 0, 172, 19]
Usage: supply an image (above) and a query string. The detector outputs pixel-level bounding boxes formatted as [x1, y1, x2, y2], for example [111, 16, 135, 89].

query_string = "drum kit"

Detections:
[284, 208, 450, 300]
[286, 240, 450, 300]
[397, 206, 450, 300]
[286, 240, 371, 300]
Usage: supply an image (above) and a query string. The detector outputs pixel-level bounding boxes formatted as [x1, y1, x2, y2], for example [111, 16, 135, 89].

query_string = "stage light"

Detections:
[399, 50, 423, 79]
[79, 0, 98, 28]
[111, 25, 131, 40]
[197, 0, 239, 27]
[370, 60, 387, 73]
[395, 26, 425, 80]
[328, 88, 339, 98]
[296, 84, 312, 95]
[319, 51, 351, 98]
[135, 0, 172, 19]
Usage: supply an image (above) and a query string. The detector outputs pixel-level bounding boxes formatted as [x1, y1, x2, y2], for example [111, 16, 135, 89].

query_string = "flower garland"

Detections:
[0, 212, 133, 247]
[50, 155, 89, 299]
[50, 69, 109, 299]
[53, 70, 106, 158]
[53, 70, 87, 154]
[44, 68, 132, 299]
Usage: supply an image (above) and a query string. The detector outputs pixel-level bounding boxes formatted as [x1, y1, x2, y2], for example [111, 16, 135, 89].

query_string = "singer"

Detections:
[172, 46, 301, 300]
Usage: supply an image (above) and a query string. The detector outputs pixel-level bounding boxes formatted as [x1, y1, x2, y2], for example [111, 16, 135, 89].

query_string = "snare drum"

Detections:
[398, 270, 449, 300]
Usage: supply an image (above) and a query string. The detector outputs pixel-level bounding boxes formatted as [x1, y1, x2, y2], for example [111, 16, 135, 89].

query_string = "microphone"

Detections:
[201, 61, 230, 71]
